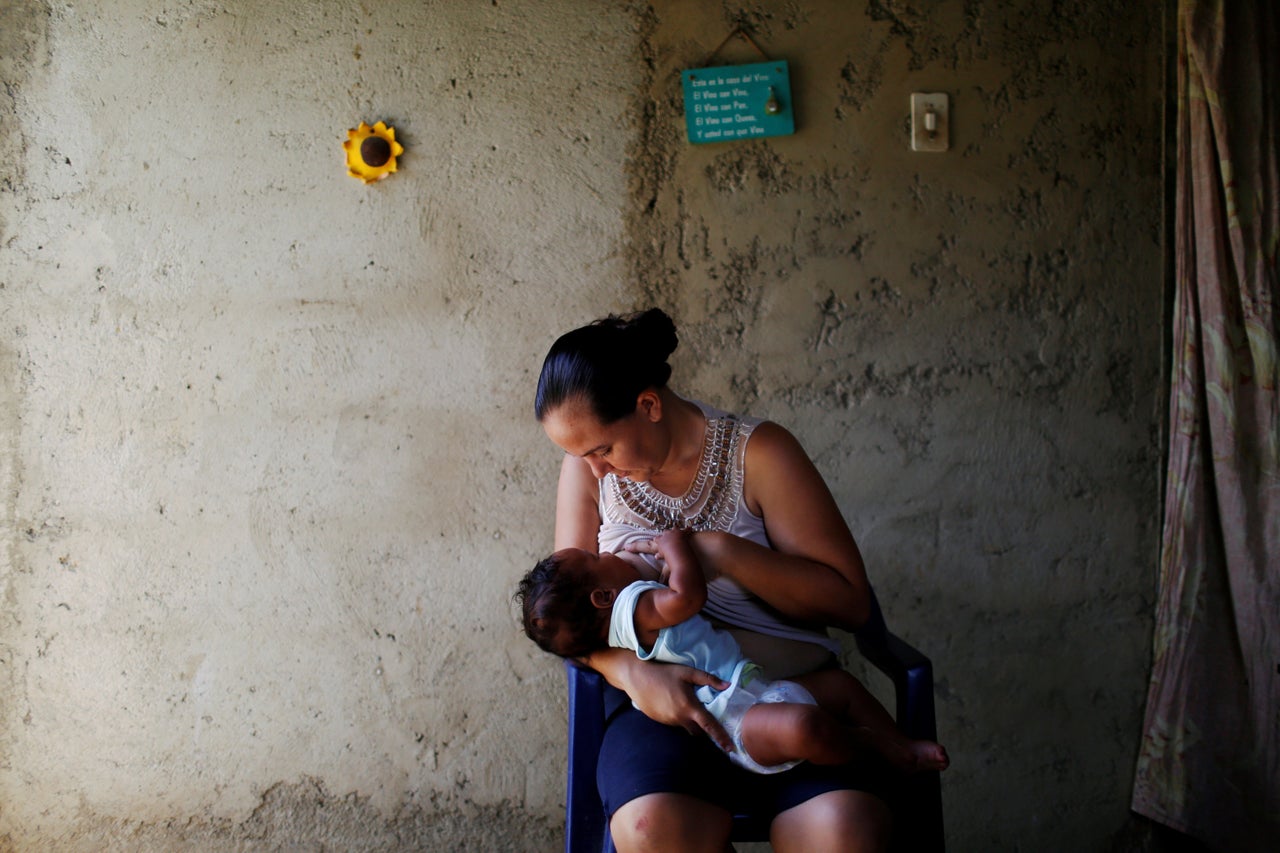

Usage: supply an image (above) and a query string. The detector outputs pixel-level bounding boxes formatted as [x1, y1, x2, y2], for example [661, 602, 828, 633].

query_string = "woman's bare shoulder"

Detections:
[743, 419, 816, 475]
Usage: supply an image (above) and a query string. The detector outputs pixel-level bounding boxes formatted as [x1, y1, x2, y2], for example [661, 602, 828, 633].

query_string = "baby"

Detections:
[516, 528, 949, 775]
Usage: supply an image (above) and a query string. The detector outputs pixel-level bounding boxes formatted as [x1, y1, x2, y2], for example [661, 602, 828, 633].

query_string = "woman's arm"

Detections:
[698, 421, 872, 631]
[552, 453, 733, 749]
[581, 646, 732, 749]
[553, 453, 602, 551]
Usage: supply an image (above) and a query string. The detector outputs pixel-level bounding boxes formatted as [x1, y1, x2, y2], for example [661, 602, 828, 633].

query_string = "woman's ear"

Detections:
[636, 389, 663, 423]
[589, 588, 616, 609]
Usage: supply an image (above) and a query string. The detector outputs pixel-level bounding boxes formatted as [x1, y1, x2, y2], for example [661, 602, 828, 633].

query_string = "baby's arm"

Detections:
[632, 529, 707, 638]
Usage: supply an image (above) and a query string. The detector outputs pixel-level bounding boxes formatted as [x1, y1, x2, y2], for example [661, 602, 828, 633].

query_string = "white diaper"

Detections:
[718, 676, 818, 774]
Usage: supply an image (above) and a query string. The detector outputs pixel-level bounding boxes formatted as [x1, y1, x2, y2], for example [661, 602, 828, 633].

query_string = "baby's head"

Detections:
[515, 548, 638, 658]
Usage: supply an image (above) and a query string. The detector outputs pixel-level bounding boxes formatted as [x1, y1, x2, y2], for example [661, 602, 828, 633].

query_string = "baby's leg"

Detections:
[737, 701, 860, 768]
[791, 668, 950, 773]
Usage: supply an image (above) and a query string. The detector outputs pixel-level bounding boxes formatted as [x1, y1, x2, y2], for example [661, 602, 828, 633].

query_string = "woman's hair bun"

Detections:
[609, 306, 680, 361]
[623, 308, 678, 363]
[535, 307, 680, 424]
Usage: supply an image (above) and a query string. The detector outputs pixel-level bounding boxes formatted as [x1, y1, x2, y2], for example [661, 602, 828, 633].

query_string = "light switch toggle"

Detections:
[911, 93, 949, 152]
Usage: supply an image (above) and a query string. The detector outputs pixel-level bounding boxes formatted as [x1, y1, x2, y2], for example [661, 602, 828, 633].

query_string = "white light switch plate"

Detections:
[911, 93, 949, 152]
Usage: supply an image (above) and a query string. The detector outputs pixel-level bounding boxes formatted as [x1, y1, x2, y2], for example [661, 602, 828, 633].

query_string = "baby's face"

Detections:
[555, 547, 644, 591]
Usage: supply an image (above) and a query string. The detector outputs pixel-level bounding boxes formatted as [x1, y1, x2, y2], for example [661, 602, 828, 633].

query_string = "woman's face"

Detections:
[541, 393, 665, 482]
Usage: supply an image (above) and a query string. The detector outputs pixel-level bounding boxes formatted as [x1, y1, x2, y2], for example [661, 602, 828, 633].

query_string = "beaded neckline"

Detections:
[605, 414, 743, 532]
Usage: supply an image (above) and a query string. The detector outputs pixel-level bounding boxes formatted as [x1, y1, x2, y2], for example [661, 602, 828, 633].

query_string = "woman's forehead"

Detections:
[542, 397, 614, 454]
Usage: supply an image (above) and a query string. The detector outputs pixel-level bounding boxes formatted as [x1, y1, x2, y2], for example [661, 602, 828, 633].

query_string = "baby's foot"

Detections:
[901, 739, 950, 772]
[869, 731, 950, 773]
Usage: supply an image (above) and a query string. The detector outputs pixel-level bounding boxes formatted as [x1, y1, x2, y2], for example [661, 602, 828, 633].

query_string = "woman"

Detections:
[536, 308, 896, 852]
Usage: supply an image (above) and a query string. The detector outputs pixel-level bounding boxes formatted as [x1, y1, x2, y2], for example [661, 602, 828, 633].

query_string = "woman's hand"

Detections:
[589, 648, 734, 751]
[630, 661, 734, 751]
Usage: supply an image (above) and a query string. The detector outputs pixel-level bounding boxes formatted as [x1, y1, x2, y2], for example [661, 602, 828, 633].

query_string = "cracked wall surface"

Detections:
[1, 1, 1164, 850]
[627, 2, 1164, 851]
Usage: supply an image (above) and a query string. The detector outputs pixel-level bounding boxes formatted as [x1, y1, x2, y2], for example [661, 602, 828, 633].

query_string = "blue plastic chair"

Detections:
[562, 587, 944, 852]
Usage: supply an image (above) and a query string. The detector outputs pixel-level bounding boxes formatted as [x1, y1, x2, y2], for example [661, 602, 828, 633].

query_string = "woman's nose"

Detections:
[587, 457, 612, 479]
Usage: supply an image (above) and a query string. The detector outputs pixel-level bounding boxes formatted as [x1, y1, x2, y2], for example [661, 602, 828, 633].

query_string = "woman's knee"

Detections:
[610, 793, 732, 853]
[770, 789, 892, 853]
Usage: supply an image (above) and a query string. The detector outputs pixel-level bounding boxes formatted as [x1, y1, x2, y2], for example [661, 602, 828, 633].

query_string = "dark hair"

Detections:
[515, 553, 609, 658]
[534, 308, 678, 424]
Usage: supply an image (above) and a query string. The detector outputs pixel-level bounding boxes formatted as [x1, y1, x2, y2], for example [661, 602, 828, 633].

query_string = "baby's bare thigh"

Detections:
[740, 701, 831, 765]
[789, 668, 862, 708]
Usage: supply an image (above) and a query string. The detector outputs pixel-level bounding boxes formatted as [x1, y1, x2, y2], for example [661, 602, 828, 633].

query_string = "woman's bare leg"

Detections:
[609, 793, 733, 853]
[770, 789, 892, 853]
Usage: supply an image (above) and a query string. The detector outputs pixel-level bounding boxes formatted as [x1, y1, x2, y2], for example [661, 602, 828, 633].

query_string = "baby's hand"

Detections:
[620, 539, 667, 581]
[625, 529, 711, 581]
[628, 529, 685, 558]
[653, 527, 690, 559]
[623, 537, 659, 556]
[613, 549, 662, 581]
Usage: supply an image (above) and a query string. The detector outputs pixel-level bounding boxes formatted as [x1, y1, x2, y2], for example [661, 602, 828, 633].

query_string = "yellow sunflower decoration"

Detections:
[344, 121, 404, 183]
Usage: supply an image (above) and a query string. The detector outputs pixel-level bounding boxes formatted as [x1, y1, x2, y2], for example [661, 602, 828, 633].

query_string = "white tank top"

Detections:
[597, 399, 841, 664]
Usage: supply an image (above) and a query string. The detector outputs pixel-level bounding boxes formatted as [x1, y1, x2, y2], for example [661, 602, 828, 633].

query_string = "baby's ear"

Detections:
[589, 588, 616, 610]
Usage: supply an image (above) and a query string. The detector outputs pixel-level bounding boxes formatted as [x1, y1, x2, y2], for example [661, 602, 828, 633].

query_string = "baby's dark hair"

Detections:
[515, 552, 610, 658]
[534, 308, 678, 424]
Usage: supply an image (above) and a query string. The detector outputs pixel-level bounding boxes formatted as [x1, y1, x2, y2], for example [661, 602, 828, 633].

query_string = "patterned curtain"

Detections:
[1131, 1, 1279, 850]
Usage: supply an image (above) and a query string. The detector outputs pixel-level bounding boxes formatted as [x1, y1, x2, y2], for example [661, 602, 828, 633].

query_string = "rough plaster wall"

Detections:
[0, 0, 640, 849]
[628, 2, 1164, 851]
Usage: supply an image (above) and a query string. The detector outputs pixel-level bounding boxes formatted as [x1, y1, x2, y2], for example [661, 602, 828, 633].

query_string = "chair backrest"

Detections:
[563, 586, 944, 853]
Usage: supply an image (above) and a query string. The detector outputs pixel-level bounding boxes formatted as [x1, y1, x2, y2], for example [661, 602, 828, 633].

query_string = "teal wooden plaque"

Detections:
[681, 61, 794, 144]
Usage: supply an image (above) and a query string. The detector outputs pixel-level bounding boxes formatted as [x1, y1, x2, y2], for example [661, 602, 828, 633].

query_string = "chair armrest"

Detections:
[850, 589, 945, 852]
[564, 660, 609, 853]
[851, 590, 938, 742]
